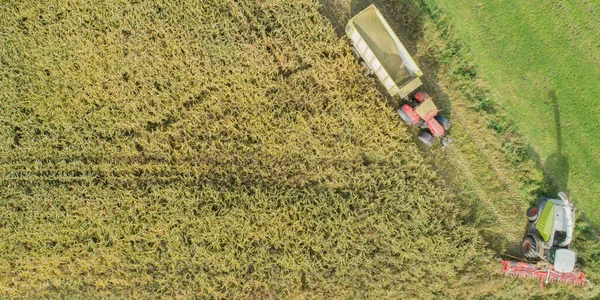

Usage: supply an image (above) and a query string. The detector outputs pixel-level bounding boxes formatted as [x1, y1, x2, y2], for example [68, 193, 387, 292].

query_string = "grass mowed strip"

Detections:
[429, 0, 600, 224]
[0, 0, 492, 297]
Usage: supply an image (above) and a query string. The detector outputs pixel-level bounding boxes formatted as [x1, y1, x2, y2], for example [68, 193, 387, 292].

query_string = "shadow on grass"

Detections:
[503, 90, 571, 258]
[527, 90, 569, 196]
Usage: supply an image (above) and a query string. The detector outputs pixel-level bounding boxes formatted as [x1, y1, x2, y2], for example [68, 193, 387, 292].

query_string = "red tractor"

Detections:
[397, 91, 451, 147]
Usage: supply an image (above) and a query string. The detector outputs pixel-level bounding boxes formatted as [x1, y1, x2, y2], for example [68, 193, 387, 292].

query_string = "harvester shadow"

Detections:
[503, 91, 571, 259]
[527, 90, 569, 196]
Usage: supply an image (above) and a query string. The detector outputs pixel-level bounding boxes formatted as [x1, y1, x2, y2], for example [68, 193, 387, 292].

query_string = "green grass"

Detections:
[430, 0, 600, 224]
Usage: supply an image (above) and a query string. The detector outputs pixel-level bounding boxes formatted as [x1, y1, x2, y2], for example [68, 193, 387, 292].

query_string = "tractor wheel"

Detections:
[526, 206, 539, 222]
[418, 131, 434, 147]
[522, 236, 538, 259]
[350, 46, 361, 60]
[397, 109, 414, 125]
[435, 116, 451, 130]
[360, 61, 372, 76]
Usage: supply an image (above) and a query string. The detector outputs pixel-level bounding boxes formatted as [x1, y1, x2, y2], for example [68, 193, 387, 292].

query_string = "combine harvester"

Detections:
[345, 5, 450, 147]
[500, 192, 592, 289]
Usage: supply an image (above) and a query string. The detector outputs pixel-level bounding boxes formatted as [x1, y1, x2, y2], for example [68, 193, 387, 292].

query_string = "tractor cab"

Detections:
[397, 91, 450, 146]
[413, 92, 444, 137]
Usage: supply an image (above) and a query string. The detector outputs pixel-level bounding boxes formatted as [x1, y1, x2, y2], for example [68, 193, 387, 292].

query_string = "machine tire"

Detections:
[397, 109, 414, 125]
[360, 61, 372, 76]
[350, 46, 361, 60]
[522, 236, 538, 259]
[418, 131, 434, 147]
[435, 116, 451, 130]
[526, 206, 539, 222]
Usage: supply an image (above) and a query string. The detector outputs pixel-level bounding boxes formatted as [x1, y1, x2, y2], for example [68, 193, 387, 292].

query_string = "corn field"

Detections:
[1, 0, 493, 297]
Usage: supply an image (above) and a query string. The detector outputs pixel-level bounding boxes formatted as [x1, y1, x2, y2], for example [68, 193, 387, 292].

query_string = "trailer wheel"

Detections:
[526, 206, 539, 222]
[350, 46, 361, 60]
[522, 236, 538, 259]
[360, 61, 372, 76]
[418, 131, 434, 147]
[435, 116, 451, 130]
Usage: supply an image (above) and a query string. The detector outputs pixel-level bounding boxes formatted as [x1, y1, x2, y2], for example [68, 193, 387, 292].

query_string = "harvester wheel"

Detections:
[526, 206, 539, 222]
[418, 131, 434, 147]
[522, 236, 538, 259]
[397, 109, 414, 125]
[435, 116, 451, 130]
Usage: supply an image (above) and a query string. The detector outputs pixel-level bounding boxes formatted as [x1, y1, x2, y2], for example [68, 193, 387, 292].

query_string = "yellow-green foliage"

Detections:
[1, 0, 491, 298]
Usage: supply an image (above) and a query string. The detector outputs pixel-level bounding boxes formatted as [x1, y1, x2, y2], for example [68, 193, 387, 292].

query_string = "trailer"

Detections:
[345, 5, 423, 99]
